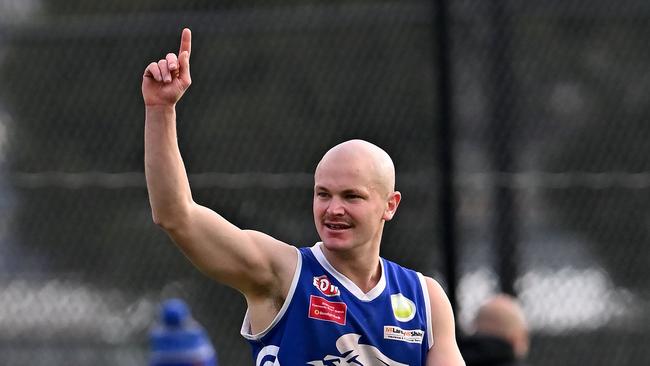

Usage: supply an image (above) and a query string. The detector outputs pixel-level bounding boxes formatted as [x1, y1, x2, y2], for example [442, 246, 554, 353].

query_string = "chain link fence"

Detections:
[0, 0, 648, 365]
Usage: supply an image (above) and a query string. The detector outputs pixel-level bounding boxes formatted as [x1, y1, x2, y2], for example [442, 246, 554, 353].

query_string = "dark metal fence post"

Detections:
[433, 0, 458, 311]
[488, 0, 519, 296]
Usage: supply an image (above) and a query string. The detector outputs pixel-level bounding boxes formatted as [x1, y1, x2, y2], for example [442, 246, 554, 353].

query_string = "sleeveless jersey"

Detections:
[241, 242, 434, 365]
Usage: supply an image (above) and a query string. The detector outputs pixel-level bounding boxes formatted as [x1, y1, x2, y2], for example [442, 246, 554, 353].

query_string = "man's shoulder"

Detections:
[458, 334, 520, 366]
[381, 256, 424, 278]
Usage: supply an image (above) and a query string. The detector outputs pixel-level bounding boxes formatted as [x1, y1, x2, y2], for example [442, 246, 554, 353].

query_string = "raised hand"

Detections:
[142, 28, 192, 107]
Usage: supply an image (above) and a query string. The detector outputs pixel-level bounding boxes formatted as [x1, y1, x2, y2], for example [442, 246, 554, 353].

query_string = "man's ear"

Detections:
[383, 191, 401, 221]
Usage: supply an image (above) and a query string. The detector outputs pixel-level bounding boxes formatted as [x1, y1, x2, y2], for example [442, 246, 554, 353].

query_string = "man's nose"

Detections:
[326, 197, 345, 216]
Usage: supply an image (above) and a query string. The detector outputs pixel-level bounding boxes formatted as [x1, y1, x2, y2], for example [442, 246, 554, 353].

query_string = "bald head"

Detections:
[316, 140, 396, 196]
[474, 295, 529, 359]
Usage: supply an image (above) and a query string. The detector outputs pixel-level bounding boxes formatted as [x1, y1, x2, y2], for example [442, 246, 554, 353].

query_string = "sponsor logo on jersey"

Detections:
[256, 345, 280, 366]
[308, 333, 408, 366]
[313, 275, 340, 296]
[384, 325, 425, 344]
[390, 293, 416, 322]
[308, 295, 347, 325]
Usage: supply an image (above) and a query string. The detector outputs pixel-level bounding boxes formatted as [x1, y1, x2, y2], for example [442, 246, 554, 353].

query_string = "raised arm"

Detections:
[142, 29, 296, 299]
[425, 277, 466, 366]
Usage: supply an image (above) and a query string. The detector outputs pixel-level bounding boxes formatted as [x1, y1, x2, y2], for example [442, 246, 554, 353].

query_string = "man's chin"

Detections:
[321, 238, 350, 251]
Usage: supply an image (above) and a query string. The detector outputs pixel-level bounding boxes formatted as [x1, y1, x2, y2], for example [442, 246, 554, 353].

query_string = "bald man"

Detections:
[475, 295, 529, 359]
[143, 28, 465, 366]
[460, 295, 529, 366]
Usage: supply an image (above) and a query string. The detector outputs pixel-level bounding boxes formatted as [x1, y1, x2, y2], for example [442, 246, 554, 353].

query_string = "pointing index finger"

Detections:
[179, 28, 191, 58]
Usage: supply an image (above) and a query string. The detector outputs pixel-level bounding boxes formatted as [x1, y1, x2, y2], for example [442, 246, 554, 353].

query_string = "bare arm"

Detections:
[142, 29, 296, 298]
[425, 277, 466, 366]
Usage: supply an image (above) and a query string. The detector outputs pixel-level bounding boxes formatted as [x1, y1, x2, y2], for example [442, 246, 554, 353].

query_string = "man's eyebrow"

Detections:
[341, 188, 367, 195]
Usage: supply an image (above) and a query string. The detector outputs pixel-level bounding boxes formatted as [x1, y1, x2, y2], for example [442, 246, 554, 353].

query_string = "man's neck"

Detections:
[321, 242, 382, 294]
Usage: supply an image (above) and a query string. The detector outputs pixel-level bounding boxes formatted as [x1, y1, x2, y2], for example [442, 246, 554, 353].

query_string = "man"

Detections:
[459, 295, 529, 366]
[143, 28, 465, 366]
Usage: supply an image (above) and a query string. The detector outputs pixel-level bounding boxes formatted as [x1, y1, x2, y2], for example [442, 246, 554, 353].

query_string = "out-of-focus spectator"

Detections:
[459, 294, 529, 366]
[149, 298, 217, 366]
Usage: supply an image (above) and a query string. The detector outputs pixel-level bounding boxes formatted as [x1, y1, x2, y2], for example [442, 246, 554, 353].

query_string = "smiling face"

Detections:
[313, 140, 401, 252]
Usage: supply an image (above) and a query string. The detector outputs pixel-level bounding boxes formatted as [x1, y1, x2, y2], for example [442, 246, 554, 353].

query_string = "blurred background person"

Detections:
[459, 294, 529, 366]
[149, 298, 217, 366]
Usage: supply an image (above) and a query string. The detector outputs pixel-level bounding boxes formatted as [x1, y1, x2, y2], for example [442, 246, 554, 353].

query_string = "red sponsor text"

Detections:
[308, 295, 347, 325]
[313, 275, 340, 296]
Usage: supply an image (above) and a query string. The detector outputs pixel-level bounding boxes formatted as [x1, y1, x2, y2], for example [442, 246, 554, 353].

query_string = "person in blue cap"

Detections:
[142, 28, 465, 366]
[150, 299, 217, 366]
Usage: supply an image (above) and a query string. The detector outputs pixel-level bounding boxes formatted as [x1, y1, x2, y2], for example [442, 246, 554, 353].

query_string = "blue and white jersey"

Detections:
[241, 242, 434, 366]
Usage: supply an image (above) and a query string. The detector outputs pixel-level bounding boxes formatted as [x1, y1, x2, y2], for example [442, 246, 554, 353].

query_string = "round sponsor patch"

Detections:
[390, 293, 416, 322]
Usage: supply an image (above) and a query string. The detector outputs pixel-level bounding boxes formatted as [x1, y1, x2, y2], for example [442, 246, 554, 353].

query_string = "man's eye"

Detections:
[317, 192, 329, 198]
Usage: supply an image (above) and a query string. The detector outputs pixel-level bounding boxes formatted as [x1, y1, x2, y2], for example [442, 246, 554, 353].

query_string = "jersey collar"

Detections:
[311, 242, 386, 302]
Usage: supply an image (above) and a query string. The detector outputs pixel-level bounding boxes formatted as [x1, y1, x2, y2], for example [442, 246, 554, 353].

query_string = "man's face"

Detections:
[312, 155, 393, 251]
